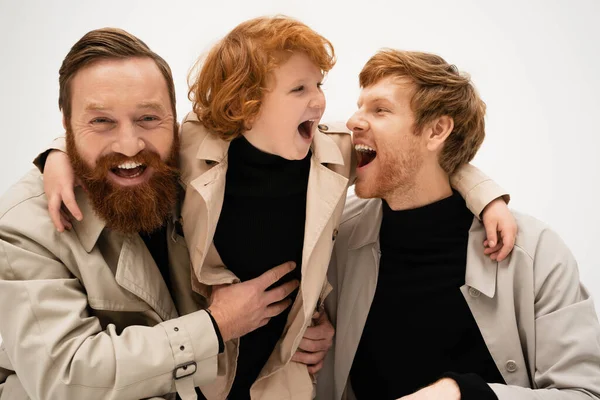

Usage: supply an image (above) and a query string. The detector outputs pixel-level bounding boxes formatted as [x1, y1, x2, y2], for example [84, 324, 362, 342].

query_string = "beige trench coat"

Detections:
[4, 122, 505, 400]
[318, 193, 600, 400]
[177, 113, 507, 400]
[0, 169, 219, 400]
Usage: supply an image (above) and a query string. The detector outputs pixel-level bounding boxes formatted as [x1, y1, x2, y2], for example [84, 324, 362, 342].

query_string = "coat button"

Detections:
[318, 124, 329, 131]
[468, 287, 481, 298]
[506, 360, 518, 373]
[332, 228, 338, 241]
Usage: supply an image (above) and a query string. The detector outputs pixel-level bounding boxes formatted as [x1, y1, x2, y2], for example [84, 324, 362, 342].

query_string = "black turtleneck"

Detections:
[211, 136, 310, 399]
[350, 191, 505, 400]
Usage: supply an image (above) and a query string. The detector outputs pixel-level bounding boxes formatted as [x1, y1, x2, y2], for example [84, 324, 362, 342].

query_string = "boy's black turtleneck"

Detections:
[350, 191, 505, 400]
[210, 136, 310, 399]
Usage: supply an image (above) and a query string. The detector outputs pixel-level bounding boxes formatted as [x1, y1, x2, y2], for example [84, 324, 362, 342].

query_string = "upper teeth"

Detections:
[355, 144, 376, 153]
[117, 162, 142, 170]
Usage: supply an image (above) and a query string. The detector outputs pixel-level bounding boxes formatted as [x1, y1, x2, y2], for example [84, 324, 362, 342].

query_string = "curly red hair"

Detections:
[188, 15, 336, 140]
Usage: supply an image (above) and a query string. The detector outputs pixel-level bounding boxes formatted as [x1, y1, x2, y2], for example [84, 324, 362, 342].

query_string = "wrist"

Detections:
[437, 377, 461, 400]
[207, 306, 231, 342]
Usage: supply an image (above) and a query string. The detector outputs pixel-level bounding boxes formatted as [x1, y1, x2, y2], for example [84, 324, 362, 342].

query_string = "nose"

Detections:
[309, 89, 326, 111]
[111, 123, 146, 157]
[347, 110, 368, 133]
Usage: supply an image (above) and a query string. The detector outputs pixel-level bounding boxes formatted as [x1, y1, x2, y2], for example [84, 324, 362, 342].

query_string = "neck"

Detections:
[384, 162, 452, 211]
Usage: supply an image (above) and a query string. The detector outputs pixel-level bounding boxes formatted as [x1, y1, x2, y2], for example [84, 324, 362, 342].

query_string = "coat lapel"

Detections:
[299, 160, 348, 317]
[462, 218, 531, 386]
[114, 233, 178, 322]
[334, 199, 382, 396]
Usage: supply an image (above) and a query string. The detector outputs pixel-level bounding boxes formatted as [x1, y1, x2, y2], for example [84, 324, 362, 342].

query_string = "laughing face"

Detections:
[348, 76, 426, 200]
[65, 57, 179, 234]
[242, 52, 326, 160]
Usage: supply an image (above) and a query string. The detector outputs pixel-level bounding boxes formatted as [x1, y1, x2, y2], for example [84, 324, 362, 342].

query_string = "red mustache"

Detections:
[83, 150, 174, 181]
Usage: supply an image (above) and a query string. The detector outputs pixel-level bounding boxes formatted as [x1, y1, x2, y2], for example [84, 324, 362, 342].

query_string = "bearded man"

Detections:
[0, 28, 300, 400]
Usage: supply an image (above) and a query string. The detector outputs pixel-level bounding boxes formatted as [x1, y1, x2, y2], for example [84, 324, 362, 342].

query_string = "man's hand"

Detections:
[399, 378, 460, 400]
[481, 197, 517, 262]
[208, 261, 299, 342]
[291, 308, 334, 374]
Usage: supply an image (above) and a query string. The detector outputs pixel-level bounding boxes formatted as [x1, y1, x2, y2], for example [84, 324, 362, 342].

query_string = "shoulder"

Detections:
[0, 169, 62, 260]
[512, 211, 565, 261]
[0, 169, 47, 221]
[317, 121, 356, 180]
[180, 111, 211, 146]
[510, 211, 583, 301]
[318, 121, 352, 153]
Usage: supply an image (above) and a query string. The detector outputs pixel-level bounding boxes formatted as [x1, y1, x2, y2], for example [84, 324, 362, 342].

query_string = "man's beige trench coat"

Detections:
[317, 193, 600, 400]
[0, 169, 219, 400]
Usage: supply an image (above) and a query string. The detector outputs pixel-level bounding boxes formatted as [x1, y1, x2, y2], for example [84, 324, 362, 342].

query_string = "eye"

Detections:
[90, 117, 113, 124]
[375, 107, 389, 114]
[139, 115, 158, 122]
[291, 85, 305, 93]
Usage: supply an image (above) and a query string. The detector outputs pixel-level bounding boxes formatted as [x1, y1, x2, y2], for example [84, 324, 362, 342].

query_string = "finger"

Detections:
[483, 242, 502, 255]
[258, 261, 296, 289]
[307, 360, 324, 375]
[297, 337, 331, 353]
[291, 349, 325, 366]
[303, 318, 334, 341]
[48, 195, 65, 232]
[495, 229, 516, 262]
[265, 279, 299, 304]
[62, 190, 83, 221]
[484, 224, 498, 249]
[266, 298, 293, 318]
[483, 239, 489, 248]
[60, 214, 72, 231]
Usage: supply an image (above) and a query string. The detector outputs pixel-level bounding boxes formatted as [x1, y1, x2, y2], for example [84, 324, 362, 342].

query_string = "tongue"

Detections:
[113, 166, 144, 178]
[298, 121, 312, 139]
[357, 151, 376, 168]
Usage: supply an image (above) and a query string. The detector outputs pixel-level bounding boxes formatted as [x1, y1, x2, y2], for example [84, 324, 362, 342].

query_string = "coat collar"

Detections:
[71, 187, 106, 253]
[346, 196, 498, 298]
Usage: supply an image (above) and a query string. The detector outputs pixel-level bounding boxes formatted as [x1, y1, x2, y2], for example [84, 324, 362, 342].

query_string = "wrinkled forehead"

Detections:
[70, 58, 172, 114]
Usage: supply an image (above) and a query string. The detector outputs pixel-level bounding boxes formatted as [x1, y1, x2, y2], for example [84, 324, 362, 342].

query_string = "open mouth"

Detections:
[355, 144, 377, 168]
[298, 119, 315, 140]
[110, 161, 147, 179]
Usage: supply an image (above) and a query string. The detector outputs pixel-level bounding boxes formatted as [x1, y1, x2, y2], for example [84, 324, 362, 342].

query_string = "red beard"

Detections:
[66, 134, 180, 234]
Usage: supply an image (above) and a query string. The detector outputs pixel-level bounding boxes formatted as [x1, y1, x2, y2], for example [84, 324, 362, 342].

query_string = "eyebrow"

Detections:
[84, 103, 110, 112]
[357, 96, 393, 108]
[137, 102, 167, 113]
[83, 102, 167, 113]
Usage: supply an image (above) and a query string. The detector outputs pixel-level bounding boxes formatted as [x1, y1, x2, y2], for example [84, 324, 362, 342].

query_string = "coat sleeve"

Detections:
[0, 224, 219, 400]
[489, 228, 600, 399]
[32, 136, 66, 174]
[451, 163, 510, 218]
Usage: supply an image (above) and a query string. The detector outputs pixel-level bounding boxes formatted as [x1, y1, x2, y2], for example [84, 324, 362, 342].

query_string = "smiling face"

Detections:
[242, 52, 326, 160]
[65, 56, 179, 233]
[347, 76, 426, 200]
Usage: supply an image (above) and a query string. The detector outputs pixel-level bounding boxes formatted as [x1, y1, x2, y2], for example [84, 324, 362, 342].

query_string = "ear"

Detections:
[425, 115, 454, 152]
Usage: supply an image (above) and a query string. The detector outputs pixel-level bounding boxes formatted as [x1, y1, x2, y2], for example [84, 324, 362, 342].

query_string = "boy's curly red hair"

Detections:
[188, 16, 335, 140]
